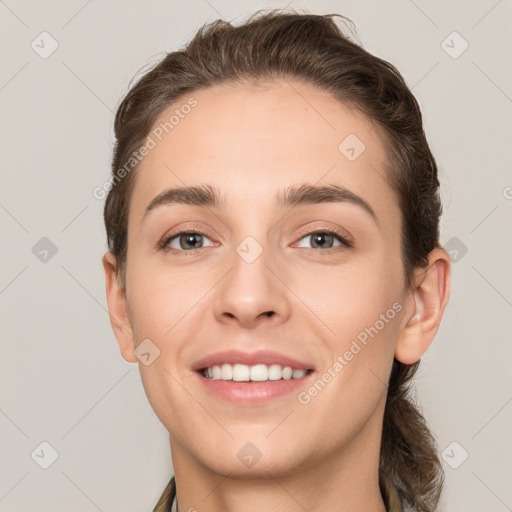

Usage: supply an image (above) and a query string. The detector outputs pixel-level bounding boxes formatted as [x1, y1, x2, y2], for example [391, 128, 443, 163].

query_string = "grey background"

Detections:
[1, 0, 511, 510]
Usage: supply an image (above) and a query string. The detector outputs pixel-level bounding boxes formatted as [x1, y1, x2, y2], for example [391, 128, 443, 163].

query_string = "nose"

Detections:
[213, 247, 291, 329]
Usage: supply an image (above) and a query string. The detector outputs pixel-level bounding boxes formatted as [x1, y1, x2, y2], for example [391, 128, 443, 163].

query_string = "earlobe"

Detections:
[395, 248, 451, 365]
[102, 251, 138, 364]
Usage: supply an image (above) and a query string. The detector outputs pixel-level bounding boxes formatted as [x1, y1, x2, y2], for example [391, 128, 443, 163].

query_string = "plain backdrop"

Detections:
[1, 1, 511, 511]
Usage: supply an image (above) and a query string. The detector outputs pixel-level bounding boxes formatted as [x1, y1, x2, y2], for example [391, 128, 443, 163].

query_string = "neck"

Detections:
[169, 403, 387, 512]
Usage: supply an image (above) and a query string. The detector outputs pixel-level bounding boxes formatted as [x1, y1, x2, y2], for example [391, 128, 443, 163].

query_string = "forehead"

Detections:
[129, 79, 398, 227]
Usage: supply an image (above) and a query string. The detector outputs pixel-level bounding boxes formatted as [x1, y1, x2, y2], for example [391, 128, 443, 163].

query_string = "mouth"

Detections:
[193, 364, 316, 405]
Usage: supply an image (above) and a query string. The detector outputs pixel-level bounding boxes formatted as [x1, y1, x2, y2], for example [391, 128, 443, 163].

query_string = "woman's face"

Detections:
[114, 80, 415, 477]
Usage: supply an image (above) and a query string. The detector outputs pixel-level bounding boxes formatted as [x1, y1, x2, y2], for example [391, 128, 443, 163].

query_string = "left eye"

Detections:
[295, 231, 349, 249]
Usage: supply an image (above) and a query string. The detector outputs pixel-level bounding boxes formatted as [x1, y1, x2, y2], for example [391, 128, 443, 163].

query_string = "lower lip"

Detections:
[193, 370, 315, 405]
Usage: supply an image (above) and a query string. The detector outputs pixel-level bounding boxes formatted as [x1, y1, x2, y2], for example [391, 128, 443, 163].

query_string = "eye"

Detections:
[295, 230, 353, 250]
[161, 231, 215, 253]
[158, 228, 353, 255]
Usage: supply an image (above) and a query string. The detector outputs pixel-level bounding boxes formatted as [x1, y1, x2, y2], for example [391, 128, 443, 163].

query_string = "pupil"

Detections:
[182, 233, 202, 249]
[313, 234, 332, 248]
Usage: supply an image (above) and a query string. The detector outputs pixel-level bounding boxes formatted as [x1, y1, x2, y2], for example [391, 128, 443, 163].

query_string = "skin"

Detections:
[103, 79, 451, 512]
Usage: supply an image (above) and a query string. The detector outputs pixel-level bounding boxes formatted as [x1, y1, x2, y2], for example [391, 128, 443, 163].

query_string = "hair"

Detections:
[104, 10, 444, 512]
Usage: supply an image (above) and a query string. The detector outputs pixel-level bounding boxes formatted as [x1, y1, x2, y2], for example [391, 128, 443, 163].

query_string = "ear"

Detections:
[395, 247, 451, 364]
[102, 251, 138, 364]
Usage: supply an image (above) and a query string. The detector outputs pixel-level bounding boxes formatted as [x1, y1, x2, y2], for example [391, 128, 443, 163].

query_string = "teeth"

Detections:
[250, 364, 269, 381]
[221, 363, 233, 380]
[202, 363, 309, 381]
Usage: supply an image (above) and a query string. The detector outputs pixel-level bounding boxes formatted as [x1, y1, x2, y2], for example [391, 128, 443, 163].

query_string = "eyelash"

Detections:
[158, 228, 353, 256]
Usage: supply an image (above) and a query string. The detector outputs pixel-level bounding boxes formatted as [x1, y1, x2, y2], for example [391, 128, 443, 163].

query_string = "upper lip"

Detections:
[191, 350, 315, 372]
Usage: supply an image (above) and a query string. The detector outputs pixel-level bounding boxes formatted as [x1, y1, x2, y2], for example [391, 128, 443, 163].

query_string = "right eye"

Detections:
[160, 231, 216, 254]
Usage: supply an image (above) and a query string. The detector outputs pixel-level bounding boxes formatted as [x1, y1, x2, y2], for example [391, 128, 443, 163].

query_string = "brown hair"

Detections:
[104, 10, 444, 511]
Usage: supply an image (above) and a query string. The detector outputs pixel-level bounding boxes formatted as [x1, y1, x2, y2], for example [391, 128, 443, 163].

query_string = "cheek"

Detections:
[302, 270, 400, 416]
[126, 258, 202, 339]
[297, 257, 403, 337]
[294, 260, 403, 407]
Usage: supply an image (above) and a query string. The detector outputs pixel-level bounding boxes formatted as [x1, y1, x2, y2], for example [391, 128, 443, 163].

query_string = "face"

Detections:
[114, 80, 415, 478]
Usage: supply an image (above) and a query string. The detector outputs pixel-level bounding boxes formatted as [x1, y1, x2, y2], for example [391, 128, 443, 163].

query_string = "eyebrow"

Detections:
[143, 182, 378, 224]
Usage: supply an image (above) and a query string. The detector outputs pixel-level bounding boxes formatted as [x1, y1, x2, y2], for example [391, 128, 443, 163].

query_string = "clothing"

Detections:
[152, 475, 404, 512]
[152, 476, 175, 512]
